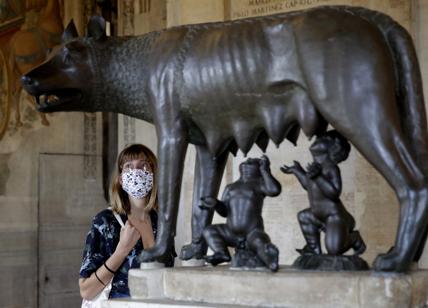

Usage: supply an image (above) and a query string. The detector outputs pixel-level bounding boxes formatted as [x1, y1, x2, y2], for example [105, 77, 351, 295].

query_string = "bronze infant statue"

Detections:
[282, 131, 366, 258]
[200, 156, 281, 271]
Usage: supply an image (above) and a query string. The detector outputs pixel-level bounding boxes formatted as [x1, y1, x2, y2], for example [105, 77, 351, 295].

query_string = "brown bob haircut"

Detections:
[110, 144, 158, 214]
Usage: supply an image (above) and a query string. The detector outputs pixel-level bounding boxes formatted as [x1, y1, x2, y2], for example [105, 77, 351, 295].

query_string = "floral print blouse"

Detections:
[79, 208, 175, 298]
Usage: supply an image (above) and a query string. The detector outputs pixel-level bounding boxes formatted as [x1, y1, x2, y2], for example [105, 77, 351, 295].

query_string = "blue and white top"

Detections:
[79, 208, 175, 298]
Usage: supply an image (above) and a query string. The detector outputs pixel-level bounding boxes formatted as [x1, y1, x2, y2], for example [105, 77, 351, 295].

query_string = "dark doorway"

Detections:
[38, 153, 106, 307]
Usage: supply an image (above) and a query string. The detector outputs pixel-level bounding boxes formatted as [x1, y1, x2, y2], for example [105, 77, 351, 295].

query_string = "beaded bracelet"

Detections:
[103, 262, 116, 274]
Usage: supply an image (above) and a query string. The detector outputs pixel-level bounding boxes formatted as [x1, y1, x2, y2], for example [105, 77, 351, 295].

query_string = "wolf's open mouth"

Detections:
[35, 89, 82, 111]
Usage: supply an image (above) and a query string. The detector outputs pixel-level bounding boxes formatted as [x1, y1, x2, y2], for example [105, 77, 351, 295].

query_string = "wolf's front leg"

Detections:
[180, 145, 229, 260]
[140, 131, 188, 263]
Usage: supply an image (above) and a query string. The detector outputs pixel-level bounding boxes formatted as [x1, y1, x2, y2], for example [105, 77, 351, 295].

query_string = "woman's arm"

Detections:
[79, 221, 140, 300]
[79, 248, 127, 299]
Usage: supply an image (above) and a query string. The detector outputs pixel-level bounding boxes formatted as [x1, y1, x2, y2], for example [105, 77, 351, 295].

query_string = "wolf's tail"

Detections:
[342, 7, 428, 175]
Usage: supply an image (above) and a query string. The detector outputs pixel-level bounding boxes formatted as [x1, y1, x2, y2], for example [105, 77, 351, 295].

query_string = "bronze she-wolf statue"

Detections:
[21, 6, 428, 272]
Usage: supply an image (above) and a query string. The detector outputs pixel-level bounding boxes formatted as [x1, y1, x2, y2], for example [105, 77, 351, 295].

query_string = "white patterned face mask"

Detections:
[121, 168, 154, 199]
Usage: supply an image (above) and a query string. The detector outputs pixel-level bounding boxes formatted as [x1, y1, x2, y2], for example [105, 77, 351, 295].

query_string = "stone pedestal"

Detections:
[102, 267, 428, 308]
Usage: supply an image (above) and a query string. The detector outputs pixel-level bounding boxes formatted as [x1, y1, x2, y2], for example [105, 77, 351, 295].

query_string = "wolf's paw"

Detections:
[140, 244, 169, 263]
[372, 251, 409, 272]
[180, 241, 206, 260]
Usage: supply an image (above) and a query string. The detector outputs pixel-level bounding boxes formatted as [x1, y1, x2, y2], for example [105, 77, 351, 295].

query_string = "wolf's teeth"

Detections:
[47, 95, 59, 104]
[40, 94, 46, 104]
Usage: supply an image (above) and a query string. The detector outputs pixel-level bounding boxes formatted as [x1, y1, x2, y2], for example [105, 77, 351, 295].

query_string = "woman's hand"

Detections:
[116, 221, 140, 257]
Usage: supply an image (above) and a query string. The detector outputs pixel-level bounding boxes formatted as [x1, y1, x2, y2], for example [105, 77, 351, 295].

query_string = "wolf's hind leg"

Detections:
[342, 117, 428, 272]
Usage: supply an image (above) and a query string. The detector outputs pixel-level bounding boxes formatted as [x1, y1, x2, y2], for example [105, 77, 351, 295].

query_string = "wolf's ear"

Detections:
[87, 15, 107, 41]
[62, 19, 79, 43]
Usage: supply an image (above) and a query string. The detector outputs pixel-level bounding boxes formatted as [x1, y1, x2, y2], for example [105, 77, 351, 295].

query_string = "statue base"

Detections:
[292, 254, 370, 271]
[100, 266, 428, 307]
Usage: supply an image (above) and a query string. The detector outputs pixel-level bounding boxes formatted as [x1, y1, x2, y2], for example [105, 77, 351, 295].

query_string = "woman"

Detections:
[79, 144, 175, 300]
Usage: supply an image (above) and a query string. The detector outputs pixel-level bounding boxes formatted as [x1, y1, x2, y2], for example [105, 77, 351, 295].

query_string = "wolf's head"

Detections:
[21, 16, 107, 113]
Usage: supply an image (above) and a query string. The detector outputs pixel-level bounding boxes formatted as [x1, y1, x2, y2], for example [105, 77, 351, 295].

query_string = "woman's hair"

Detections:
[110, 144, 158, 215]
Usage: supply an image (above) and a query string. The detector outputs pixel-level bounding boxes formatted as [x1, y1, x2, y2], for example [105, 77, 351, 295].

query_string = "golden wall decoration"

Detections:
[0, 0, 25, 32]
[0, 0, 64, 141]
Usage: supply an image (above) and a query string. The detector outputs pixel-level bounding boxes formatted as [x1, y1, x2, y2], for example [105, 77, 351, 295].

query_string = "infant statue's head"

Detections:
[310, 130, 351, 164]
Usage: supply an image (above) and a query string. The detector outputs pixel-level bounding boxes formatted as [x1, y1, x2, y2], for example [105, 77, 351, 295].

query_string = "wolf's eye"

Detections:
[63, 52, 72, 65]
[66, 54, 72, 64]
